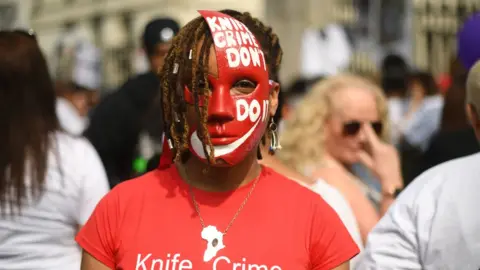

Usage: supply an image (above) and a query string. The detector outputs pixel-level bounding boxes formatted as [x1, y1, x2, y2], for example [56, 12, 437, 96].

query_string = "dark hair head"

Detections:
[440, 59, 470, 132]
[143, 18, 181, 56]
[0, 31, 59, 214]
[286, 78, 308, 99]
[286, 76, 325, 99]
[381, 53, 409, 96]
[409, 71, 438, 96]
[159, 10, 283, 164]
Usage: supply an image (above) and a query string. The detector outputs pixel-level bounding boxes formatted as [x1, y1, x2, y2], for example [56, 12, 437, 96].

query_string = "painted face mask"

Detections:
[183, 10, 271, 166]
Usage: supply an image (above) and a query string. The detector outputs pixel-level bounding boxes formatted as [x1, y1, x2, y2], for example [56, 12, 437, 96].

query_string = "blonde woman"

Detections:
[279, 74, 403, 243]
[258, 90, 363, 268]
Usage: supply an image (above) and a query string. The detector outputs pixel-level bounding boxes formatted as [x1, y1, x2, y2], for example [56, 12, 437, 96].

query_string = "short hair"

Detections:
[381, 53, 409, 95]
[466, 60, 480, 111]
[409, 71, 438, 96]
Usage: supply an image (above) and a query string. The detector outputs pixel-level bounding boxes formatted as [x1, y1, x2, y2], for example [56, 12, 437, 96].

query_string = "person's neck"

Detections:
[258, 143, 280, 171]
[176, 153, 262, 192]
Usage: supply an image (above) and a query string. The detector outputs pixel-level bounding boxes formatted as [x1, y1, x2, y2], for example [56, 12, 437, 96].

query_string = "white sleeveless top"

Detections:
[311, 179, 363, 269]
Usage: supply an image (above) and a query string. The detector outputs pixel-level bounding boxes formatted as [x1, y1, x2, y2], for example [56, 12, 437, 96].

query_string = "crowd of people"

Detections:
[1, 8, 480, 270]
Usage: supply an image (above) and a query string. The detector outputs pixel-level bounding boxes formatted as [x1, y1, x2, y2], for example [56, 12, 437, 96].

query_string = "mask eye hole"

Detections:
[231, 79, 257, 95]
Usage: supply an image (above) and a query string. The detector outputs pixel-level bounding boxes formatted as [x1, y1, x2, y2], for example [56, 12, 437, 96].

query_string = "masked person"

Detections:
[77, 10, 359, 270]
[85, 18, 180, 187]
[54, 38, 102, 136]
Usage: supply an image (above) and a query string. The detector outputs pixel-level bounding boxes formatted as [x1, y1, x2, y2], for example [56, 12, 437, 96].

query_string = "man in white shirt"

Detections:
[357, 60, 480, 269]
[53, 35, 102, 136]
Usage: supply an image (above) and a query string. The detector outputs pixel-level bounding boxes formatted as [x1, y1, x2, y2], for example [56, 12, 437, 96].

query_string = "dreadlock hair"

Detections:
[159, 10, 283, 165]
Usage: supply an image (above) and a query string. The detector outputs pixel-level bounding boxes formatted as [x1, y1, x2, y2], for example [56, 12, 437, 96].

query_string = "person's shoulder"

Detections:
[87, 89, 134, 125]
[415, 153, 480, 187]
[92, 73, 156, 111]
[424, 94, 444, 109]
[113, 170, 161, 190]
[263, 168, 346, 233]
[431, 152, 480, 169]
[133, 72, 157, 81]
[49, 132, 105, 187]
[54, 132, 97, 160]
[108, 168, 174, 199]
[311, 178, 356, 220]
[312, 166, 351, 186]
[311, 179, 347, 206]
[394, 153, 480, 211]
[122, 72, 158, 91]
[263, 167, 327, 204]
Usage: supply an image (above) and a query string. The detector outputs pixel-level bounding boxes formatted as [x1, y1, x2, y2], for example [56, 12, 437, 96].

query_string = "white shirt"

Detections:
[400, 95, 444, 151]
[358, 153, 480, 270]
[312, 179, 363, 269]
[0, 132, 110, 270]
[388, 97, 406, 146]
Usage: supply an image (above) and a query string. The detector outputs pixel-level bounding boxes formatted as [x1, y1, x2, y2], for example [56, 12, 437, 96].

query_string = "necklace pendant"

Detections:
[201, 225, 225, 262]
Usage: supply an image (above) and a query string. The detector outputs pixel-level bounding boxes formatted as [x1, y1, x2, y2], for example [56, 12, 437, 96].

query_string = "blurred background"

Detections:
[2, 2, 480, 268]
[1, 0, 479, 92]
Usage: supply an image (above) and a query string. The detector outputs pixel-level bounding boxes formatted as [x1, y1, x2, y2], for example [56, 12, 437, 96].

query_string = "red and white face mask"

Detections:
[183, 10, 271, 166]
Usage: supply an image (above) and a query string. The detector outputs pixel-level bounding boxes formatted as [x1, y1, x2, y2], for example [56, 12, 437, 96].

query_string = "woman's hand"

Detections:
[357, 124, 403, 193]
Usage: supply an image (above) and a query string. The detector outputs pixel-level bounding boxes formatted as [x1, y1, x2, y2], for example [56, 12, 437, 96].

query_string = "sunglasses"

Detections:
[342, 120, 383, 137]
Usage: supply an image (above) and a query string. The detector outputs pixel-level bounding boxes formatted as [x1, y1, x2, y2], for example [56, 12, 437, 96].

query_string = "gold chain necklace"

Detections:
[184, 168, 261, 262]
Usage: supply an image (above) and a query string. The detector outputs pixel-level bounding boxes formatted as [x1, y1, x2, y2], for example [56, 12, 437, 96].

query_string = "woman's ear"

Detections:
[269, 82, 280, 116]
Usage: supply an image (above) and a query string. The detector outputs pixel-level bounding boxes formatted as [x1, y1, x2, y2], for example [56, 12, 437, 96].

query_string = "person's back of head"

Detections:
[466, 61, 480, 141]
[381, 53, 409, 97]
[0, 30, 59, 214]
[281, 76, 325, 121]
[143, 17, 180, 72]
[284, 78, 308, 109]
[53, 35, 102, 120]
[409, 70, 438, 96]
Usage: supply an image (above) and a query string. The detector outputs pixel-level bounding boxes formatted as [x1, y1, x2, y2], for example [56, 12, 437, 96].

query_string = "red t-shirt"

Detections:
[76, 166, 359, 270]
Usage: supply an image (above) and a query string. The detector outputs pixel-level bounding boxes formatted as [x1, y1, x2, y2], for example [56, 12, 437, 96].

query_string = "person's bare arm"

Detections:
[332, 261, 350, 270]
[80, 250, 111, 270]
[358, 124, 404, 216]
[316, 168, 379, 244]
[345, 190, 379, 244]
